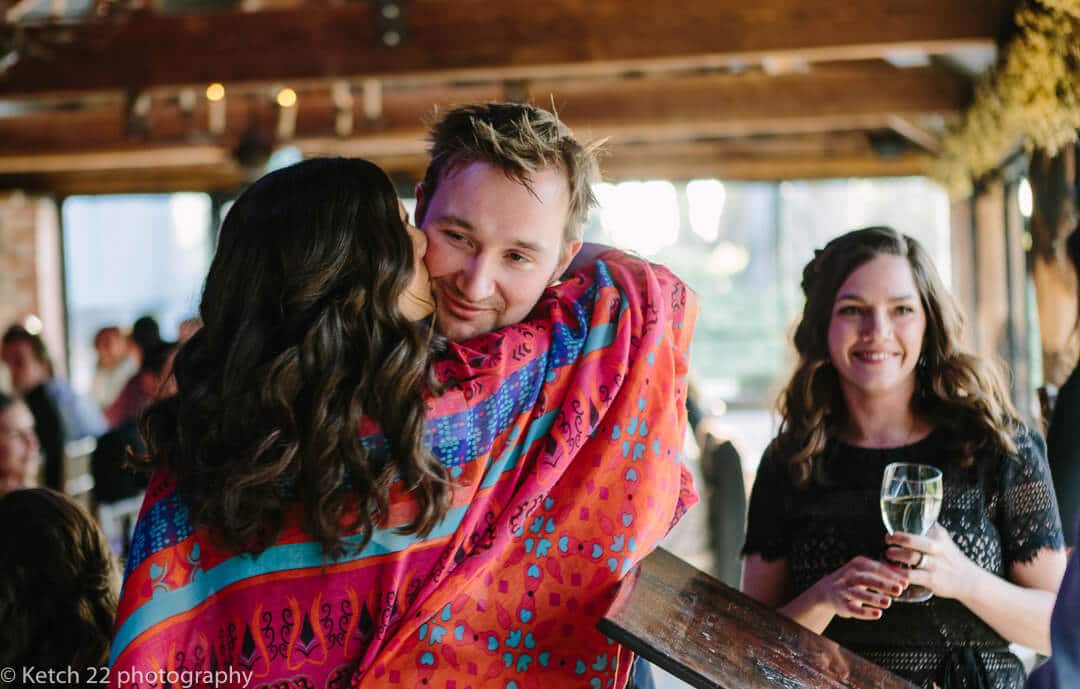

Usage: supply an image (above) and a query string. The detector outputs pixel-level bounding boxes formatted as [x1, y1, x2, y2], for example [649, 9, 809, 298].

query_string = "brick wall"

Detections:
[0, 191, 66, 386]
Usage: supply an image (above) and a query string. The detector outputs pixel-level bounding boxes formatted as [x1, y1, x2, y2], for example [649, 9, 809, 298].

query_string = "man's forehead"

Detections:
[439, 159, 570, 195]
[424, 160, 573, 254]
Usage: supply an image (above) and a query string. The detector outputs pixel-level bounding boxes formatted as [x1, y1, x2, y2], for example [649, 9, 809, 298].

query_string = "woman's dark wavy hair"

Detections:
[140, 157, 447, 558]
[0, 488, 118, 675]
[773, 226, 1019, 487]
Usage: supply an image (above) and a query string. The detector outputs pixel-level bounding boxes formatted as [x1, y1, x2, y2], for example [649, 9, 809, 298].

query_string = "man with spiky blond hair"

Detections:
[415, 102, 603, 341]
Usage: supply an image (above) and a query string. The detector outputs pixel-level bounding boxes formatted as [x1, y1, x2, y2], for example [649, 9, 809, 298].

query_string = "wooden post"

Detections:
[0, 192, 66, 377]
[1029, 146, 1079, 390]
[1003, 173, 1034, 422]
[973, 178, 1010, 362]
[950, 195, 978, 351]
[951, 174, 1037, 426]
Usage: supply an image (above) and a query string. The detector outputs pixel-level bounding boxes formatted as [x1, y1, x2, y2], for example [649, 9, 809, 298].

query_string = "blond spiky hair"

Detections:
[419, 102, 603, 247]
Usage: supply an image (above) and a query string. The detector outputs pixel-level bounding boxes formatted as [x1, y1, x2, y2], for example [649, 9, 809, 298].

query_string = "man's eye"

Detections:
[507, 252, 530, 264]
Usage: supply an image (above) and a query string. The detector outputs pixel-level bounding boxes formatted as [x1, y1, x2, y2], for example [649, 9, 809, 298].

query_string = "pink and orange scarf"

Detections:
[109, 250, 698, 689]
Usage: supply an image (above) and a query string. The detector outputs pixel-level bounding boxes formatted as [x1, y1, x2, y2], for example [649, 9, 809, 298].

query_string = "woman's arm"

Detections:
[888, 530, 1067, 654]
[889, 428, 1067, 654]
[959, 549, 1065, 655]
[743, 554, 834, 633]
[743, 553, 907, 635]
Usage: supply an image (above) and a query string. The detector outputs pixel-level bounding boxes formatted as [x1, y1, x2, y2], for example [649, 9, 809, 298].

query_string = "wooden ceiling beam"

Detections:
[0, 133, 931, 194]
[531, 63, 967, 141]
[0, 151, 931, 195]
[0, 63, 966, 161]
[0, 146, 233, 174]
[0, 0, 1014, 97]
[601, 140, 932, 181]
[887, 114, 943, 153]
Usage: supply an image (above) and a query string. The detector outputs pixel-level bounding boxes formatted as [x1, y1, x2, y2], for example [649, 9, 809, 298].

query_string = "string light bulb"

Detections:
[276, 87, 297, 109]
[23, 315, 43, 335]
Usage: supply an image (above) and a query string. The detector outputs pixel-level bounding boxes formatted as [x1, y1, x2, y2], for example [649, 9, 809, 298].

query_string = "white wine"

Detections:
[881, 463, 944, 602]
[880, 494, 943, 536]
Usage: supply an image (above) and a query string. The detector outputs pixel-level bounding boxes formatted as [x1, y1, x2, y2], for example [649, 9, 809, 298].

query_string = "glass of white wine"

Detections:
[880, 462, 943, 603]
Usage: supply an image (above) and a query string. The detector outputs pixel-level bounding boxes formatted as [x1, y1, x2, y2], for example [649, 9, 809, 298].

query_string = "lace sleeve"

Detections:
[998, 427, 1065, 567]
[741, 445, 789, 561]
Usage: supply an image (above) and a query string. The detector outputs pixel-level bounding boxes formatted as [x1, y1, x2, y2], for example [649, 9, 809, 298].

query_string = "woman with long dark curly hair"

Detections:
[741, 226, 1066, 689]
[109, 157, 698, 689]
[140, 157, 441, 559]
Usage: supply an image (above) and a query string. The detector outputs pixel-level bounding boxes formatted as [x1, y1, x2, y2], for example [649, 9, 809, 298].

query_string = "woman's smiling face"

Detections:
[827, 254, 927, 401]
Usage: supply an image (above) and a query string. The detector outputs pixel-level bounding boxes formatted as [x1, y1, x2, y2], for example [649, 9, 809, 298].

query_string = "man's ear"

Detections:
[552, 240, 584, 284]
[414, 182, 428, 226]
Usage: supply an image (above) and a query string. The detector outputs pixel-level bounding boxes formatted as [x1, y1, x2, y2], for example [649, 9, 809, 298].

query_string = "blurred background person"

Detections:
[1026, 224, 1080, 689]
[1, 325, 106, 491]
[0, 488, 119, 684]
[130, 316, 162, 365]
[687, 381, 747, 589]
[92, 341, 176, 556]
[0, 393, 40, 495]
[104, 315, 163, 428]
[1046, 224, 1080, 547]
[89, 326, 136, 411]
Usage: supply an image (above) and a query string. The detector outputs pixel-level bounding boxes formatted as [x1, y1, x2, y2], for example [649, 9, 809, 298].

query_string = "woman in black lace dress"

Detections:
[741, 227, 1067, 689]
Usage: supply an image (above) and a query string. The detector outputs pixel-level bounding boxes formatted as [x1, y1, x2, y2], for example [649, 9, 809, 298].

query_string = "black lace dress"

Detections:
[742, 427, 1064, 689]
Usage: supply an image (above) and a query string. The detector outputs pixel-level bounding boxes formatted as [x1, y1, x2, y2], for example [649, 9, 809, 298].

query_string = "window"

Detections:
[61, 193, 213, 392]
[586, 177, 950, 472]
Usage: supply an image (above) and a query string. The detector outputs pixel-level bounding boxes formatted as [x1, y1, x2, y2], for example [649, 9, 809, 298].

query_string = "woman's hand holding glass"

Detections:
[880, 462, 943, 602]
[813, 556, 910, 621]
[885, 523, 977, 602]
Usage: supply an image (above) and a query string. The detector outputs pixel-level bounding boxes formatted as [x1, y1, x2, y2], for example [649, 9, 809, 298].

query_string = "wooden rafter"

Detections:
[0, 63, 967, 157]
[0, 132, 933, 195]
[0, 0, 1014, 97]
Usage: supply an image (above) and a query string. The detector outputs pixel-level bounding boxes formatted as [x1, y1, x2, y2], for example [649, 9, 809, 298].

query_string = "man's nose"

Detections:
[457, 255, 497, 302]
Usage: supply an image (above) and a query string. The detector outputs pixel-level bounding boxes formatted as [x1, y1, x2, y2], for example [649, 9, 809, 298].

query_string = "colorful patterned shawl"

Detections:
[109, 251, 698, 689]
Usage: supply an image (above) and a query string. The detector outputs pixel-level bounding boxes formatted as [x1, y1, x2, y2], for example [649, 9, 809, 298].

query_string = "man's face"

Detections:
[0, 340, 49, 394]
[417, 162, 580, 341]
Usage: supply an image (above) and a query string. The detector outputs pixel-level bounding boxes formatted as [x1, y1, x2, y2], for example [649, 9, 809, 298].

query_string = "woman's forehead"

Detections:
[837, 255, 917, 294]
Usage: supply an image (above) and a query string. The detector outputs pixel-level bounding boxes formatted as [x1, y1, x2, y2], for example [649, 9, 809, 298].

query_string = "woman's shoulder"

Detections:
[1009, 422, 1046, 452]
[982, 421, 1050, 480]
[752, 437, 799, 488]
